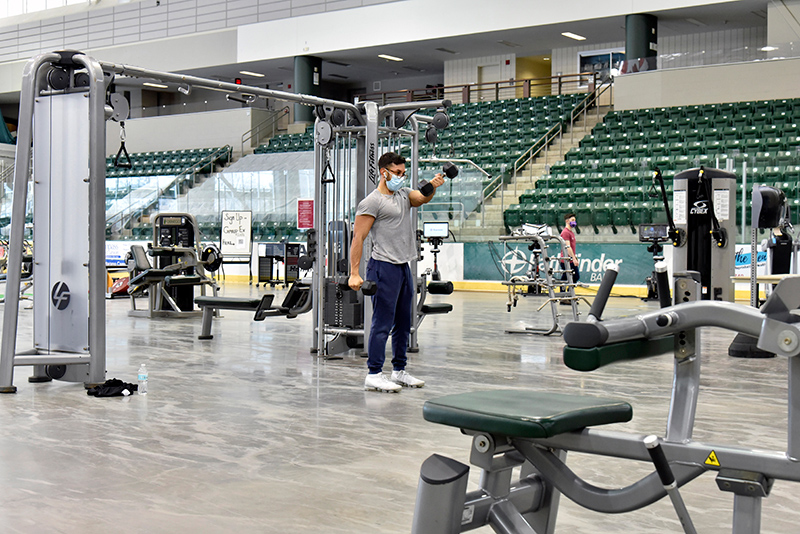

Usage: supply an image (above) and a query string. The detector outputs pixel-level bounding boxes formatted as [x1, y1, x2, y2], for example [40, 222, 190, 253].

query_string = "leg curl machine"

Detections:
[412, 269, 800, 533]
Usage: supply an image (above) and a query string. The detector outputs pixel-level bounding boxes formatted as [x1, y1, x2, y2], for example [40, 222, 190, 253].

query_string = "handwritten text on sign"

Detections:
[220, 210, 252, 255]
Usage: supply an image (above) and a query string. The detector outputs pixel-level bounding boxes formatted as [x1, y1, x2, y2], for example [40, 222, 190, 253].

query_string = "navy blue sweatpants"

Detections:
[365, 258, 413, 374]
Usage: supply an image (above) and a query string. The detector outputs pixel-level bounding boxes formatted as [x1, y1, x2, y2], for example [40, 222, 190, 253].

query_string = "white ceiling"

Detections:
[182, 0, 769, 90]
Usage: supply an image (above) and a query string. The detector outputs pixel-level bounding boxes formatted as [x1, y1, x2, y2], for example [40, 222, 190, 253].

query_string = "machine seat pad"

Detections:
[165, 274, 202, 286]
[194, 296, 263, 310]
[423, 390, 632, 439]
[421, 303, 453, 315]
[129, 268, 175, 286]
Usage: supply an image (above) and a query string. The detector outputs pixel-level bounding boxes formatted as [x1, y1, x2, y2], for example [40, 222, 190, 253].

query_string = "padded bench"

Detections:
[423, 390, 633, 439]
[422, 338, 676, 439]
[194, 281, 312, 339]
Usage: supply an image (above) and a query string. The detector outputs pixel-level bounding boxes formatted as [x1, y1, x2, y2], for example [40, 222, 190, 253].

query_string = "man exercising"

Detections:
[349, 152, 445, 393]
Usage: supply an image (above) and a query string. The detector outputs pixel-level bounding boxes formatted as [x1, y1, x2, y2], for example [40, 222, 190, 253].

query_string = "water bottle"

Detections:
[137, 364, 148, 395]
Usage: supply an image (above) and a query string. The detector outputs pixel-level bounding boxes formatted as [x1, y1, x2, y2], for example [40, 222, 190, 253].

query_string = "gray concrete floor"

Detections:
[0, 285, 798, 533]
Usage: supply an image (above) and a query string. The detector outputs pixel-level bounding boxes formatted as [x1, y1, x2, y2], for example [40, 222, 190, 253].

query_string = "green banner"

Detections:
[464, 242, 655, 285]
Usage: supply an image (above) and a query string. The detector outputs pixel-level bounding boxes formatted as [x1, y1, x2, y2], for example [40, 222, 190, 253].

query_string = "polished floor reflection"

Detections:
[0, 286, 798, 533]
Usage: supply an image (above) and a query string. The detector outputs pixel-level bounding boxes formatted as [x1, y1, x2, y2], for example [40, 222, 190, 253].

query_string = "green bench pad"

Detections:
[423, 390, 632, 439]
[563, 336, 674, 372]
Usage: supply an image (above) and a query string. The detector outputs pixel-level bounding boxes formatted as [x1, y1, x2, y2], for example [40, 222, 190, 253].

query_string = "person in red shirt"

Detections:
[560, 213, 580, 300]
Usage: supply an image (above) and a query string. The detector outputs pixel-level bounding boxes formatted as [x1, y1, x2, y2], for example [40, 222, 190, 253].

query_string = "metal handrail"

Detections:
[355, 72, 599, 105]
[0, 163, 14, 184]
[569, 80, 614, 145]
[240, 107, 290, 155]
[495, 80, 611, 221]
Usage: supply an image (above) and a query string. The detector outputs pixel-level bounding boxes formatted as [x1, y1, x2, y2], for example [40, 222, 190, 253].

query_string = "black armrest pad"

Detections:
[563, 336, 674, 372]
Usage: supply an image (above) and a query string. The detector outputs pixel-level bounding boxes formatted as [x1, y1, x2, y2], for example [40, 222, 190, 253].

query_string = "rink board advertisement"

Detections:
[463, 242, 654, 285]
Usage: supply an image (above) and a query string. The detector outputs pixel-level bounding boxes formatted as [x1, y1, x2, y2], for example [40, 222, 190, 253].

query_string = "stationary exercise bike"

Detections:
[411, 268, 800, 533]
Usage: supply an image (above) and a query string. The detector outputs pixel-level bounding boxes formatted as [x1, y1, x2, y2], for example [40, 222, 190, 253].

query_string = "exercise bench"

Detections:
[195, 280, 312, 339]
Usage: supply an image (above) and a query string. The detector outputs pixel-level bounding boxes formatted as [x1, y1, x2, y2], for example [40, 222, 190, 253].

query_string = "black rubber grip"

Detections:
[646, 440, 675, 486]
[656, 269, 671, 308]
[588, 268, 618, 320]
[563, 322, 609, 348]
[419, 180, 434, 196]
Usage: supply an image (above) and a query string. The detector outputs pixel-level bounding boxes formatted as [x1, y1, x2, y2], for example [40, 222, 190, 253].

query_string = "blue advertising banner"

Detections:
[464, 242, 656, 285]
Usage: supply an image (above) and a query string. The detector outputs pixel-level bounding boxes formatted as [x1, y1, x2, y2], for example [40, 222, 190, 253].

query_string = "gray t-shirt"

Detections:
[355, 187, 416, 264]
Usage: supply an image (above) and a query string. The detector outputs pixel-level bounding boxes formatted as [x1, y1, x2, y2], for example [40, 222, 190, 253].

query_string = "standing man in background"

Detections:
[349, 152, 444, 393]
[560, 212, 580, 302]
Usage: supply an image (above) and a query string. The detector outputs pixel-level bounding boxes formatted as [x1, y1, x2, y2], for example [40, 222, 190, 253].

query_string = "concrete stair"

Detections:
[458, 109, 608, 242]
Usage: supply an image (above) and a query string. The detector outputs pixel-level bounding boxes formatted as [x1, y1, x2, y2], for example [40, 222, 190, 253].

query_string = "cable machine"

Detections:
[0, 50, 450, 389]
[309, 100, 451, 359]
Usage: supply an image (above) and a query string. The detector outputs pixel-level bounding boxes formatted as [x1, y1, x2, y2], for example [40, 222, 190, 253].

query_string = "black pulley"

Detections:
[74, 72, 90, 87]
[425, 126, 438, 144]
[45, 365, 67, 380]
[200, 245, 223, 272]
[298, 255, 314, 270]
[432, 111, 450, 130]
[47, 67, 70, 90]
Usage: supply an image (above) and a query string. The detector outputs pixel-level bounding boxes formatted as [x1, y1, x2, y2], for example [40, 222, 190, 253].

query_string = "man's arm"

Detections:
[348, 214, 375, 290]
[565, 244, 578, 264]
[409, 174, 445, 207]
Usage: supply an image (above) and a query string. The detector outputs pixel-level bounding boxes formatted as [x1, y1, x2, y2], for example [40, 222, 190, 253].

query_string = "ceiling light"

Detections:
[143, 82, 168, 89]
[403, 66, 426, 72]
[326, 60, 351, 67]
[435, 47, 459, 55]
[329, 74, 349, 79]
[498, 40, 521, 48]
[543, 57, 551, 61]
[561, 31, 586, 41]
[378, 54, 403, 62]
[760, 46, 779, 52]
[239, 70, 265, 78]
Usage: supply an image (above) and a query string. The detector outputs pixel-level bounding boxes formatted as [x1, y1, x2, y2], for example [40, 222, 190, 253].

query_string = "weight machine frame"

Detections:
[310, 101, 451, 359]
[499, 233, 584, 336]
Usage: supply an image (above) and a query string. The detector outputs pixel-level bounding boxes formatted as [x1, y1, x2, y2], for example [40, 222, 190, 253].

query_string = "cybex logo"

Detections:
[51, 281, 71, 310]
[690, 200, 708, 215]
[368, 143, 377, 185]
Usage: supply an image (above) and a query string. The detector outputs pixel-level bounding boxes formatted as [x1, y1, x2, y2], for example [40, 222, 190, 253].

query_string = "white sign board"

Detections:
[220, 210, 252, 256]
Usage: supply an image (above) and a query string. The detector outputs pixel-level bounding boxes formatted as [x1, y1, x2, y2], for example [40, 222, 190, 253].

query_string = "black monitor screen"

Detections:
[639, 224, 669, 242]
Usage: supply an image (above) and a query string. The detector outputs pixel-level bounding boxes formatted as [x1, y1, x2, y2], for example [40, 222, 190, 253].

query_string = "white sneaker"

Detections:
[364, 372, 402, 393]
[391, 370, 425, 388]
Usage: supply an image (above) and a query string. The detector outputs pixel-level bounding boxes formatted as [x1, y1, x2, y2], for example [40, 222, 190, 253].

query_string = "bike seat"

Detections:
[423, 390, 632, 439]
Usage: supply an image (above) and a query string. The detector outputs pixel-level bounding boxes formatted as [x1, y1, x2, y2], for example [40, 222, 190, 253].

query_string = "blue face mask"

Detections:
[569, 221, 577, 228]
[385, 172, 405, 191]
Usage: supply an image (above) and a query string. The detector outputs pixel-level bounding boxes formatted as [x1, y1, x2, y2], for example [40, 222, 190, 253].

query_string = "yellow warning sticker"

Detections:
[705, 451, 720, 467]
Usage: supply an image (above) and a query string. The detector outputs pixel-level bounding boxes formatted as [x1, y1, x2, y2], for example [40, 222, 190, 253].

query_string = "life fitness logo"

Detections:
[690, 200, 708, 215]
[51, 281, 71, 311]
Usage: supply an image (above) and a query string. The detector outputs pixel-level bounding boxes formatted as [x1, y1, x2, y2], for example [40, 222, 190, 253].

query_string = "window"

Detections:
[0, 0, 87, 20]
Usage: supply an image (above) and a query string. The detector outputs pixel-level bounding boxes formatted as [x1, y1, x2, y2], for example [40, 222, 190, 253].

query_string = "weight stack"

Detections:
[323, 279, 363, 328]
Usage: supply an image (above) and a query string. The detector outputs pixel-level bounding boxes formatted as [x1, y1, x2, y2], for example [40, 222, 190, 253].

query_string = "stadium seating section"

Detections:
[255, 94, 589, 182]
[504, 98, 800, 233]
[105, 146, 231, 178]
